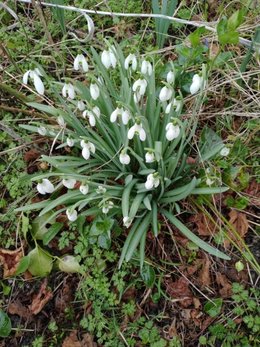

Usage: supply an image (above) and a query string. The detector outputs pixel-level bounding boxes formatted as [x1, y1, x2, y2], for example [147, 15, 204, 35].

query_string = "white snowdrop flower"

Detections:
[159, 86, 173, 102]
[119, 152, 131, 165]
[23, 69, 44, 95]
[36, 178, 55, 195]
[133, 78, 147, 96]
[206, 178, 214, 186]
[145, 152, 155, 163]
[145, 173, 160, 190]
[123, 216, 133, 228]
[128, 123, 146, 142]
[57, 115, 66, 128]
[133, 92, 141, 103]
[62, 83, 75, 99]
[101, 48, 117, 69]
[220, 147, 230, 157]
[165, 102, 172, 114]
[165, 123, 180, 141]
[80, 140, 95, 160]
[190, 74, 204, 95]
[141, 60, 153, 76]
[37, 126, 47, 136]
[124, 53, 137, 71]
[173, 98, 182, 113]
[62, 178, 76, 189]
[122, 109, 130, 125]
[110, 107, 123, 123]
[83, 110, 96, 127]
[79, 184, 89, 195]
[96, 185, 106, 194]
[77, 100, 85, 111]
[66, 208, 78, 222]
[92, 106, 101, 118]
[167, 70, 175, 84]
[90, 83, 100, 100]
[66, 137, 74, 147]
[102, 201, 114, 214]
[73, 54, 88, 72]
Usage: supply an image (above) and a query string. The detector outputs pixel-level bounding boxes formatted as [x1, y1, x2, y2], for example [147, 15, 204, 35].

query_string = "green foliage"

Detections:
[217, 9, 246, 45]
[204, 298, 223, 317]
[0, 310, 11, 337]
[17, 41, 230, 269]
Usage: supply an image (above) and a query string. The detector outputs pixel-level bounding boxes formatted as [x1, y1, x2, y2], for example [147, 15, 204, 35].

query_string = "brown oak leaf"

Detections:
[29, 279, 53, 315]
[190, 213, 216, 236]
[225, 210, 249, 248]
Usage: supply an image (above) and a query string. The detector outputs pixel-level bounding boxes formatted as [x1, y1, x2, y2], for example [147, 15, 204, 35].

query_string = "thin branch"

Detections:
[17, 0, 254, 49]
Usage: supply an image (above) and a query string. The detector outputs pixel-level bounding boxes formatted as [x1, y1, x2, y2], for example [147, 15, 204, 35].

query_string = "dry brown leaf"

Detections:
[225, 210, 249, 248]
[166, 277, 193, 307]
[29, 279, 53, 315]
[216, 272, 232, 298]
[24, 149, 40, 162]
[190, 213, 216, 236]
[0, 247, 23, 278]
[8, 301, 30, 320]
[198, 256, 211, 287]
[62, 331, 97, 347]
[62, 331, 81, 347]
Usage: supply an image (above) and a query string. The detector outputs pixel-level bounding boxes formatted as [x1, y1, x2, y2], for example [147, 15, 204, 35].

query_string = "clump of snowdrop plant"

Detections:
[19, 42, 230, 268]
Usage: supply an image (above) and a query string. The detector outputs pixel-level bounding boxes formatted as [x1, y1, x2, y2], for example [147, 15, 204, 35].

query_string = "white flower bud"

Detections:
[73, 54, 88, 72]
[165, 123, 180, 141]
[62, 178, 76, 189]
[190, 74, 203, 95]
[124, 54, 137, 71]
[167, 71, 175, 84]
[220, 147, 230, 157]
[90, 83, 100, 100]
[66, 137, 74, 147]
[79, 184, 89, 195]
[66, 209, 78, 222]
[123, 216, 133, 228]
[159, 86, 173, 102]
[119, 152, 131, 165]
[36, 178, 55, 195]
[145, 152, 155, 163]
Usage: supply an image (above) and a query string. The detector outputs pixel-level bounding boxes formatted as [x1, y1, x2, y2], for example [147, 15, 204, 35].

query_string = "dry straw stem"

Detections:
[17, 0, 254, 49]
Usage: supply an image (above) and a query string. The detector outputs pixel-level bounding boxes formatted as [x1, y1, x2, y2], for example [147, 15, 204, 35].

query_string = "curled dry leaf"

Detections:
[0, 247, 23, 278]
[216, 272, 232, 298]
[24, 149, 40, 162]
[225, 210, 249, 248]
[29, 279, 53, 315]
[189, 213, 216, 236]
[198, 256, 211, 287]
[8, 301, 30, 320]
[166, 277, 193, 307]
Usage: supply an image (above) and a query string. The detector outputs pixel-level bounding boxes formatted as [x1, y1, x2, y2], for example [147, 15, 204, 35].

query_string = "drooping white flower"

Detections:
[128, 123, 146, 141]
[96, 185, 106, 194]
[77, 100, 85, 111]
[123, 216, 133, 228]
[165, 123, 180, 141]
[90, 83, 100, 100]
[145, 152, 155, 163]
[190, 74, 203, 95]
[66, 137, 74, 147]
[83, 110, 96, 127]
[62, 83, 75, 99]
[73, 54, 89, 72]
[119, 152, 131, 165]
[133, 78, 147, 96]
[167, 71, 175, 84]
[165, 102, 172, 114]
[173, 98, 182, 113]
[220, 147, 230, 157]
[57, 115, 66, 128]
[37, 126, 47, 136]
[79, 183, 89, 195]
[36, 178, 55, 195]
[23, 69, 45, 95]
[102, 201, 114, 214]
[141, 60, 153, 76]
[145, 173, 160, 190]
[92, 106, 101, 118]
[110, 107, 130, 125]
[66, 208, 78, 222]
[124, 53, 137, 71]
[62, 178, 76, 189]
[122, 109, 130, 125]
[80, 140, 95, 160]
[159, 86, 173, 102]
[101, 49, 117, 69]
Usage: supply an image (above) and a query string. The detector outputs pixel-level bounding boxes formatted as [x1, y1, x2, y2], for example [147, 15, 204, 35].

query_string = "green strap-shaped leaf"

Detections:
[162, 209, 230, 260]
